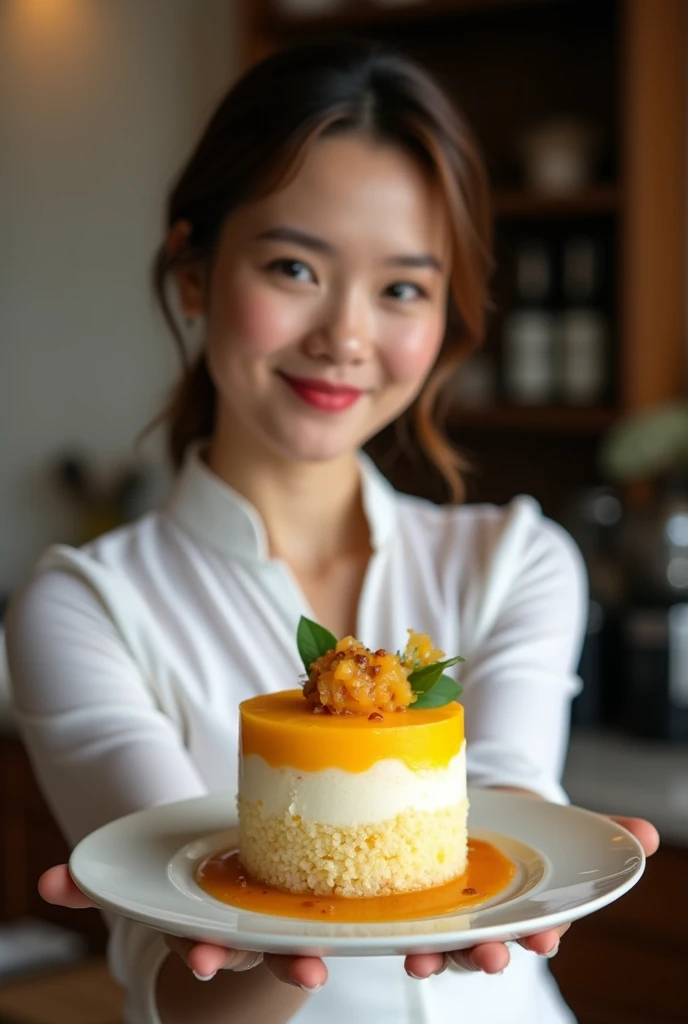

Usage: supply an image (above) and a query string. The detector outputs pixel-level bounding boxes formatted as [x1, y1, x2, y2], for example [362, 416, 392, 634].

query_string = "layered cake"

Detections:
[237, 626, 467, 897]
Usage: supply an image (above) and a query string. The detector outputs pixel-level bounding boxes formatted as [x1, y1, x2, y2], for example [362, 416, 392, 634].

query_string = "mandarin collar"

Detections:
[164, 442, 397, 560]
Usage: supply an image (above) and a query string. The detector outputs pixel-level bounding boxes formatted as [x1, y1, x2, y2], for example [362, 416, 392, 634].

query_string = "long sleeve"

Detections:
[460, 505, 588, 804]
[4, 567, 207, 1023]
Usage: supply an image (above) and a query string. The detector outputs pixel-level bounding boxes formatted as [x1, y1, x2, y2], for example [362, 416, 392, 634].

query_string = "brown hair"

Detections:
[151, 39, 492, 501]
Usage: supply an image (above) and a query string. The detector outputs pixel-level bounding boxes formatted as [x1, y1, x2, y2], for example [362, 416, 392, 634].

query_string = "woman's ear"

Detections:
[166, 220, 206, 318]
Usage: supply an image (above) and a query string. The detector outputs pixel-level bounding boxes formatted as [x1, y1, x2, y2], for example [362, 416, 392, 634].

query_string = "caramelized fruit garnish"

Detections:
[404, 630, 445, 670]
[303, 631, 445, 715]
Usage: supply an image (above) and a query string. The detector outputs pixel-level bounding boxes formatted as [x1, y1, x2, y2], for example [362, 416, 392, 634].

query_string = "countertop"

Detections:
[564, 729, 688, 846]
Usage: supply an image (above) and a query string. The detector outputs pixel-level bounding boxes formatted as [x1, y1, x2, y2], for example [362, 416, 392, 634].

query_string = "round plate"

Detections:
[69, 788, 645, 956]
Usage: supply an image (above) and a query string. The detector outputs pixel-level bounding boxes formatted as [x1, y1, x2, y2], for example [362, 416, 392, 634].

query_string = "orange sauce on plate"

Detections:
[196, 839, 516, 923]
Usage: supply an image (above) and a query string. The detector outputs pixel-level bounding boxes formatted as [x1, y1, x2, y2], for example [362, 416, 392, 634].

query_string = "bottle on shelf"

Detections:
[558, 235, 610, 405]
[501, 241, 557, 405]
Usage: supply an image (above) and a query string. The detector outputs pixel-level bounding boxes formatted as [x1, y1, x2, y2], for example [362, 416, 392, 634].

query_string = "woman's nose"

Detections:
[304, 292, 372, 364]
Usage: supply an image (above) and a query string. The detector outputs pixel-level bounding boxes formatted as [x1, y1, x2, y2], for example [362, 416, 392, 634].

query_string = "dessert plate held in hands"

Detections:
[69, 788, 645, 957]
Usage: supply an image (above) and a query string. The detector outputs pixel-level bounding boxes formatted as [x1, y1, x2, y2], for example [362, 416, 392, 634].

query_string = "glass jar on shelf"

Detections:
[558, 235, 610, 405]
[502, 241, 557, 404]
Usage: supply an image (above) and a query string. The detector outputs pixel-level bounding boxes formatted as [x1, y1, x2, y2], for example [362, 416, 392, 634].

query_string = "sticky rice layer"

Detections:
[237, 798, 469, 897]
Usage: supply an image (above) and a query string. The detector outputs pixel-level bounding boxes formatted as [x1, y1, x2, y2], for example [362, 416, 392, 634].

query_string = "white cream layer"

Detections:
[239, 740, 466, 828]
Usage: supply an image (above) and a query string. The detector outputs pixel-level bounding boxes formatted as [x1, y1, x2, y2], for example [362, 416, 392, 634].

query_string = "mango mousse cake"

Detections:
[237, 618, 467, 898]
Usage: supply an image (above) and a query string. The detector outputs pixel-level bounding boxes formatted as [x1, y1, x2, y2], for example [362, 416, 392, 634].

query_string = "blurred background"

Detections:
[0, 1, 686, 1022]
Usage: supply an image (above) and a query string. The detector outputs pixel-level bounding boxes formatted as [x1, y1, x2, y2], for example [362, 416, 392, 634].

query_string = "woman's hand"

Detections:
[38, 866, 327, 991]
[39, 814, 658, 988]
[403, 814, 660, 980]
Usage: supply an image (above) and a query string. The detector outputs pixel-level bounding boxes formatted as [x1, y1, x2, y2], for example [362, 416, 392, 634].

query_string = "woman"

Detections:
[4, 40, 657, 1024]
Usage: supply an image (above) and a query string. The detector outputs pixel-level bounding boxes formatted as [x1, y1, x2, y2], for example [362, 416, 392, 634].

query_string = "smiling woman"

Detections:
[3, 35, 657, 1024]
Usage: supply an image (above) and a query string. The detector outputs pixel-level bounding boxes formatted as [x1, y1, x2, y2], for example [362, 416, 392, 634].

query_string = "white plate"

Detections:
[70, 789, 645, 956]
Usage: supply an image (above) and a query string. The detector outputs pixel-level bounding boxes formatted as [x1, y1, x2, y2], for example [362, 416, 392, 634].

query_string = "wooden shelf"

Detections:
[492, 185, 619, 219]
[447, 404, 618, 433]
[262, 0, 566, 36]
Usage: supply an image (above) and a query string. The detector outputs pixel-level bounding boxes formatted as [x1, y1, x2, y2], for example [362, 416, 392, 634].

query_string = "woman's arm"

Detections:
[4, 568, 318, 1023]
[460, 513, 588, 802]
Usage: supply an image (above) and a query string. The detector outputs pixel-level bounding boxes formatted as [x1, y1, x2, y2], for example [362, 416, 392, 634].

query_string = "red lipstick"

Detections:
[279, 374, 363, 412]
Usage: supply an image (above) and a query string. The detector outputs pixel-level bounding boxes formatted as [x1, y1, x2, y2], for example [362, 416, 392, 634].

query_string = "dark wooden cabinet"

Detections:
[0, 735, 106, 951]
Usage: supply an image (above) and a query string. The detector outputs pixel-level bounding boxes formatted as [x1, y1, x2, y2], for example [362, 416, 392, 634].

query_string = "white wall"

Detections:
[0, 0, 238, 594]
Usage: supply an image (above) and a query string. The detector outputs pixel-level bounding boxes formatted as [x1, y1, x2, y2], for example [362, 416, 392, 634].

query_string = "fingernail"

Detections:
[406, 970, 425, 980]
[192, 971, 216, 981]
[544, 941, 560, 959]
[300, 982, 324, 992]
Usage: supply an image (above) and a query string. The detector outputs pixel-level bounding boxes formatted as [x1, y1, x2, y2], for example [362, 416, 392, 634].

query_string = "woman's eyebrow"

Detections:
[256, 225, 443, 272]
[385, 253, 443, 272]
[256, 226, 335, 254]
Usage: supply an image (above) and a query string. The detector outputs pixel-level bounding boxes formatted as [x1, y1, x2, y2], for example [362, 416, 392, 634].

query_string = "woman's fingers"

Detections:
[608, 816, 660, 857]
[263, 954, 328, 991]
[405, 942, 510, 979]
[163, 937, 327, 990]
[451, 942, 510, 974]
[404, 952, 448, 979]
[38, 865, 96, 909]
[164, 937, 249, 977]
[405, 929, 569, 980]
[517, 925, 569, 957]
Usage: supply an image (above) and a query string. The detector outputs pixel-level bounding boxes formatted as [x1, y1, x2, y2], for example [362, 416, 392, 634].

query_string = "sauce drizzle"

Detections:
[197, 839, 516, 923]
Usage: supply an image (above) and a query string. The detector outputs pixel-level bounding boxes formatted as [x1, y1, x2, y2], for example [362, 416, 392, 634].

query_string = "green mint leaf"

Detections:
[411, 674, 463, 709]
[408, 655, 465, 693]
[296, 616, 338, 674]
[408, 663, 443, 693]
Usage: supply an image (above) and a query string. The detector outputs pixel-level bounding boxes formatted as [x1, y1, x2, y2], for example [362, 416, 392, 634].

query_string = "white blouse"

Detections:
[4, 445, 586, 1024]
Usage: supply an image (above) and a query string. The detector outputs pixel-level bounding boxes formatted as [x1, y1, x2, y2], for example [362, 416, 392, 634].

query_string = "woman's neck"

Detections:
[205, 425, 371, 576]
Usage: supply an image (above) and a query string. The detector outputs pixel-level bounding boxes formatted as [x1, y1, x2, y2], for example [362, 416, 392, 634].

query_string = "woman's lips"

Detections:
[279, 374, 364, 412]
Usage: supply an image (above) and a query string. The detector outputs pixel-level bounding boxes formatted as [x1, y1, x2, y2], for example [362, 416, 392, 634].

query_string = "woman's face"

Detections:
[184, 133, 451, 464]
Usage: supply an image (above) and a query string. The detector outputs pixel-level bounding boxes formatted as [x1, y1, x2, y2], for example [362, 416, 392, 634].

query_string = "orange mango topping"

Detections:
[303, 631, 445, 715]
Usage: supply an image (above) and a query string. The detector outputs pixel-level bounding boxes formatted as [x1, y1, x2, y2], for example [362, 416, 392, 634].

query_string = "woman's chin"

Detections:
[277, 438, 359, 464]
[269, 424, 369, 465]
[252, 401, 397, 465]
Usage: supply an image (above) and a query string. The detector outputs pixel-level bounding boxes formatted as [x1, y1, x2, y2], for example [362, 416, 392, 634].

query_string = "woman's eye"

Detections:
[268, 259, 316, 283]
[385, 281, 428, 302]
